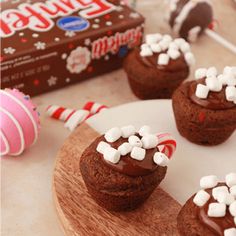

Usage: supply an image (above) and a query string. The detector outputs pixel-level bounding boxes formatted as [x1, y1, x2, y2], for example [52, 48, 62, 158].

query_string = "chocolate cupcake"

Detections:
[123, 33, 195, 99]
[172, 66, 236, 146]
[80, 125, 176, 211]
[178, 173, 236, 236]
[168, 0, 213, 42]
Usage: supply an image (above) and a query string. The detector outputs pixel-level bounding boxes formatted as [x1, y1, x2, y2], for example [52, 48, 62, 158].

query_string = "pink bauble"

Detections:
[0, 89, 40, 156]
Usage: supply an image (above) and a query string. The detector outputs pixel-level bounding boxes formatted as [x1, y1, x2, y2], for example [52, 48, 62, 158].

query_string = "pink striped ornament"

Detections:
[0, 89, 40, 156]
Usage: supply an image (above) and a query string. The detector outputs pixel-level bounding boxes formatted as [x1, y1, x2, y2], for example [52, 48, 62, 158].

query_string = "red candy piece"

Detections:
[198, 112, 206, 123]
[21, 38, 27, 43]
[104, 14, 110, 20]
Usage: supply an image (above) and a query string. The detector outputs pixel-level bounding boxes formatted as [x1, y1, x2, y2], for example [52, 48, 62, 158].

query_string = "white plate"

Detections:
[87, 99, 236, 204]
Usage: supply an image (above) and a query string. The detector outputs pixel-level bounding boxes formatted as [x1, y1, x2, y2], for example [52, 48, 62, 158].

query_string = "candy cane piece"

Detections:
[83, 101, 108, 115]
[64, 110, 90, 131]
[46, 105, 76, 122]
[156, 132, 177, 159]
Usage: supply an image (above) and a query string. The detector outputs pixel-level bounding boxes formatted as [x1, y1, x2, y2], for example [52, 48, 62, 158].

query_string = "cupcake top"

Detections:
[96, 125, 176, 176]
[193, 173, 236, 236]
[138, 33, 195, 72]
[190, 66, 236, 110]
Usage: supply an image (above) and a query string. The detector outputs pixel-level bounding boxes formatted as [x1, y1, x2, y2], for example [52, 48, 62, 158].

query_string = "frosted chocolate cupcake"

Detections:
[123, 33, 195, 99]
[178, 173, 236, 236]
[80, 125, 176, 211]
[172, 66, 236, 145]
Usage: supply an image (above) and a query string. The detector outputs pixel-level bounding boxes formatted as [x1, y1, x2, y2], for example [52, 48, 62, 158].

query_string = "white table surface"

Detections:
[1, 0, 236, 235]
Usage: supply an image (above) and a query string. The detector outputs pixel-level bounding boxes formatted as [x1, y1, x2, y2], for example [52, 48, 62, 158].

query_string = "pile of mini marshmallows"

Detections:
[96, 125, 169, 166]
[140, 33, 195, 66]
[193, 173, 236, 236]
[195, 66, 236, 104]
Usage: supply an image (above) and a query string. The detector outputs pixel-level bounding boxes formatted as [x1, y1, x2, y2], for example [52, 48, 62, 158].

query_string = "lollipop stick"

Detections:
[205, 29, 236, 54]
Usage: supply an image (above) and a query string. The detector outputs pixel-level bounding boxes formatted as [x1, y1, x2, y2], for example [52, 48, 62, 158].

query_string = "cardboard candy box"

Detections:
[1, 0, 144, 96]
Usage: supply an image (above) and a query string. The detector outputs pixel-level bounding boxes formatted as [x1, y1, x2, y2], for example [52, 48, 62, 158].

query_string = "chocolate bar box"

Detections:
[0, 0, 144, 96]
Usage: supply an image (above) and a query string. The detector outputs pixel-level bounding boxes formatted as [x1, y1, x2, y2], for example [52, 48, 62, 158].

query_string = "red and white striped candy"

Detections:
[46, 105, 76, 122]
[83, 101, 108, 115]
[64, 109, 90, 131]
[156, 132, 177, 158]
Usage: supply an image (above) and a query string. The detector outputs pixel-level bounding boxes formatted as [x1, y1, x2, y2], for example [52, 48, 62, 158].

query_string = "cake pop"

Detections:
[0, 89, 40, 156]
[167, 0, 236, 54]
[168, 0, 213, 42]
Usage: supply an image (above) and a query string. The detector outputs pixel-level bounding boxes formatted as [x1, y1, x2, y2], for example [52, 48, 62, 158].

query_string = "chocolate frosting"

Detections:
[136, 49, 188, 73]
[100, 134, 158, 177]
[198, 184, 235, 236]
[189, 78, 235, 110]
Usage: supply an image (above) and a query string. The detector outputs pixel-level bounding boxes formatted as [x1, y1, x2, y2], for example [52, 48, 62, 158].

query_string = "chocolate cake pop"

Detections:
[168, 0, 213, 42]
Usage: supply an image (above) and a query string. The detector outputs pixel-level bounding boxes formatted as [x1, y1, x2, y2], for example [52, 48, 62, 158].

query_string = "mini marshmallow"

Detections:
[96, 141, 110, 154]
[121, 125, 136, 138]
[103, 147, 120, 164]
[212, 186, 229, 200]
[193, 190, 210, 207]
[218, 74, 228, 85]
[150, 43, 162, 53]
[139, 125, 151, 136]
[208, 203, 226, 217]
[128, 135, 142, 147]
[167, 49, 180, 60]
[229, 201, 236, 217]
[141, 134, 158, 149]
[153, 152, 169, 167]
[180, 42, 190, 53]
[168, 42, 179, 50]
[118, 142, 133, 156]
[224, 66, 235, 75]
[158, 53, 170, 66]
[224, 228, 236, 236]
[216, 192, 235, 205]
[200, 175, 218, 189]
[234, 217, 236, 225]
[195, 68, 207, 79]
[130, 146, 146, 161]
[174, 38, 186, 47]
[226, 75, 236, 86]
[162, 34, 172, 42]
[230, 186, 236, 197]
[159, 40, 170, 51]
[226, 86, 236, 102]
[195, 84, 209, 99]
[206, 67, 218, 77]
[206, 77, 222, 92]
[140, 47, 153, 57]
[104, 127, 122, 143]
[226, 173, 236, 187]
[184, 52, 195, 66]
[146, 33, 162, 45]
[141, 43, 150, 50]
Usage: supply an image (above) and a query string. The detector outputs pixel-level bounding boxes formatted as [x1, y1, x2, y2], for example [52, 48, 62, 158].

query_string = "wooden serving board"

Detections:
[53, 123, 181, 236]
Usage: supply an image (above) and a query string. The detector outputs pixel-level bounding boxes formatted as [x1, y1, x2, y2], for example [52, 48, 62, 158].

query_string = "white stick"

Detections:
[205, 29, 236, 55]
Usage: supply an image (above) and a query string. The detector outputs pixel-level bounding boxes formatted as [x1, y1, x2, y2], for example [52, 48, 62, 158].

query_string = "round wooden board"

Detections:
[53, 123, 181, 236]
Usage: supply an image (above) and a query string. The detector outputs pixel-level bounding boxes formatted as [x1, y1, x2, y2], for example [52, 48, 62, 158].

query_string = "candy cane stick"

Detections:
[65, 102, 108, 131]
[156, 132, 177, 158]
[83, 102, 108, 114]
[46, 105, 76, 122]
